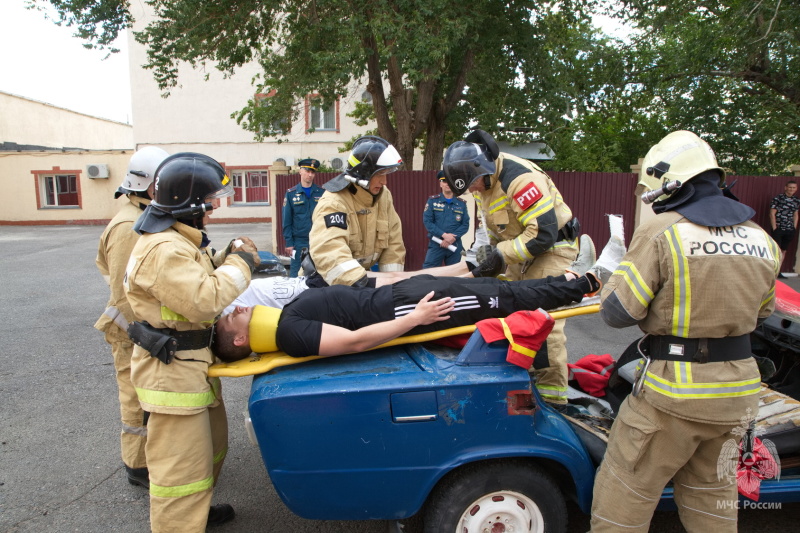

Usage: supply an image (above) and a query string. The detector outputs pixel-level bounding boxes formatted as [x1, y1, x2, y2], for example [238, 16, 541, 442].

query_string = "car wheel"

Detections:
[423, 461, 567, 533]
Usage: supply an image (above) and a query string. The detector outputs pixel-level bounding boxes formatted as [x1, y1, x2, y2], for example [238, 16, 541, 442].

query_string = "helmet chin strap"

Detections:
[173, 202, 213, 230]
[172, 202, 214, 219]
[344, 175, 370, 190]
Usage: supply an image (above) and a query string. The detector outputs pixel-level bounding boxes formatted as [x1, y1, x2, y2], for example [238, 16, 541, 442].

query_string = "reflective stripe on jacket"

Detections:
[600, 211, 780, 423]
[475, 153, 574, 265]
[309, 185, 405, 286]
[125, 222, 252, 414]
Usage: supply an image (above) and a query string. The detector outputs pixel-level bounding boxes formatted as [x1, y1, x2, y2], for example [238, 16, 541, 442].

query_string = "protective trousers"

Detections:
[509, 249, 575, 404]
[106, 332, 147, 469]
[590, 395, 740, 533]
[146, 399, 228, 533]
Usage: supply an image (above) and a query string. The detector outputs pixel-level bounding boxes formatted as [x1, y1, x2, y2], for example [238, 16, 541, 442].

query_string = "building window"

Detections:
[305, 94, 339, 132]
[230, 169, 270, 204]
[32, 167, 81, 208]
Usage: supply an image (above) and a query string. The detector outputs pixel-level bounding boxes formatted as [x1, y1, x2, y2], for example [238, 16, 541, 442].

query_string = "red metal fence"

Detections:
[276, 171, 440, 270]
[276, 171, 796, 272]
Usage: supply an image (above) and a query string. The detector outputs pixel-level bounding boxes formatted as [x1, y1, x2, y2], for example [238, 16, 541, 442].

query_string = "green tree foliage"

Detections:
[35, 0, 799, 174]
[590, 0, 800, 175]
[33, 0, 615, 170]
[34, 0, 128, 52]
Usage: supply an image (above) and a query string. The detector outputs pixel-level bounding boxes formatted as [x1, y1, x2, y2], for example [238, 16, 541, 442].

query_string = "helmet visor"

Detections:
[205, 173, 235, 201]
[375, 144, 403, 174]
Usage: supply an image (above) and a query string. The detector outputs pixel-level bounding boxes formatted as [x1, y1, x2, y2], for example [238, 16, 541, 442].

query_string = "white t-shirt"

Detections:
[223, 276, 309, 315]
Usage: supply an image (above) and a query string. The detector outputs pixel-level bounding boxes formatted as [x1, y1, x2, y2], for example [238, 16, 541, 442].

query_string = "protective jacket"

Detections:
[600, 212, 780, 424]
[309, 184, 405, 286]
[124, 222, 252, 415]
[282, 183, 325, 248]
[474, 152, 577, 404]
[474, 152, 577, 272]
[94, 193, 150, 470]
[95, 195, 149, 336]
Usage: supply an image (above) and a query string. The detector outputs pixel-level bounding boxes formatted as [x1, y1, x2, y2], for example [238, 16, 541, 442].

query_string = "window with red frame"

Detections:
[231, 170, 270, 204]
[306, 95, 339, 132]
[39, 174, 79, 207]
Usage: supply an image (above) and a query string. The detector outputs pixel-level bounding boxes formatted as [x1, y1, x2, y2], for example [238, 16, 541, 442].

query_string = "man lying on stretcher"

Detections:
[211, 236, 625, 361]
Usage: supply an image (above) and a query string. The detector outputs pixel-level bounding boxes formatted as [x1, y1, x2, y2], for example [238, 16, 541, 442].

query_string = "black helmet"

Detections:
[442, 141, 497, 196]
[134, 153, 233, 234]
[324, 136, 403, 193]
[346, 136, 403, 182]
[153, 153, 233, 215]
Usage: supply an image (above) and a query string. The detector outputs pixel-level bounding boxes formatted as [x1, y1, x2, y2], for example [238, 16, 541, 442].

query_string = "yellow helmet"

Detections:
[249, 305, 281, 353]
[639, 131, 725, 200]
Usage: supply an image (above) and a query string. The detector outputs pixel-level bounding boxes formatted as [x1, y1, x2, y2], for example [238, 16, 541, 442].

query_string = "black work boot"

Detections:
[207, 504, 236, 527]
[471, 246, 506, 278]
[125, 466, 149, 489]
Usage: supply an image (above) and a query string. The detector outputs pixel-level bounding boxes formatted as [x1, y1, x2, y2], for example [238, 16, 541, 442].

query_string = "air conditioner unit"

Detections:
[273, 156, 296, 167]
[330, 157, 344, 171]
[87, 164, 109, 179]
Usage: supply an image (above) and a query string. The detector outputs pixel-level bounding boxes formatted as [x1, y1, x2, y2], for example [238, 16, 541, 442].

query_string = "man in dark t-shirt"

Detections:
[213, 272, 599, 361]
[212, 234, 626, 362]
[770, 180, 800, 252]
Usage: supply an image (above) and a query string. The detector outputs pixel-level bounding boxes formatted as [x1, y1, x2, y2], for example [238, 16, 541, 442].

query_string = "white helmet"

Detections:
[122, 146, 170, 192]
[639, 131, 724, 199]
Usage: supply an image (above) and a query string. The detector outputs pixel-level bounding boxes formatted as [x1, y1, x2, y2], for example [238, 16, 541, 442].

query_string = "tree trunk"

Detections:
[393, 114, 416, 170]
[423, 102, 447, 170]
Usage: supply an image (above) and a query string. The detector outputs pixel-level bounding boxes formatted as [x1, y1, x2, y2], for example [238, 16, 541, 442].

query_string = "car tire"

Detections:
[422, 460, 567, 533]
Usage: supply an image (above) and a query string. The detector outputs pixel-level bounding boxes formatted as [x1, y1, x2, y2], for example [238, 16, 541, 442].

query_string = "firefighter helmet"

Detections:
[152, 152, 234, 217]
[346, 136, 403, 182]
[639, 131, 725, 199]
[121, 146, 170, 192]
[134, 153, 233, 234]
[442, 141, 497, 196]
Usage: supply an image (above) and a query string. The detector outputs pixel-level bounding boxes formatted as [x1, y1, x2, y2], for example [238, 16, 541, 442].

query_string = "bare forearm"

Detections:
[318, 292, 453, 355]
[369, 262, 470, 287]
[319, 315, 419, 356]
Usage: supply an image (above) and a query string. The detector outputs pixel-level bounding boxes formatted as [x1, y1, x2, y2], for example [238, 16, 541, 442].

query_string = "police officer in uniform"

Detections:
[124, 153, 259, 532]
[442, 130, 579, 407]
[308, 136, 406, 287]
[423, 171, 470, 268]
[95, 146, 169, 489]
[282, 158, 324, 277]
[590, 131, 781, 532]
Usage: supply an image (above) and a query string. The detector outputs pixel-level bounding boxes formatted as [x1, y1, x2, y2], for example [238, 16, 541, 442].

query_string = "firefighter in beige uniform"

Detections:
[308, 136, 405, 287]
[443, 130, 579, 405]
[591, 131, 780, 532]
[95, 146, 169, 489]
[125, 153, 258, 532]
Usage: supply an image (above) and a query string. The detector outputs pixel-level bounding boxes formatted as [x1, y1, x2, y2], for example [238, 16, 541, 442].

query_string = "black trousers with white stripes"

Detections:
[392, 274, 589, 336]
